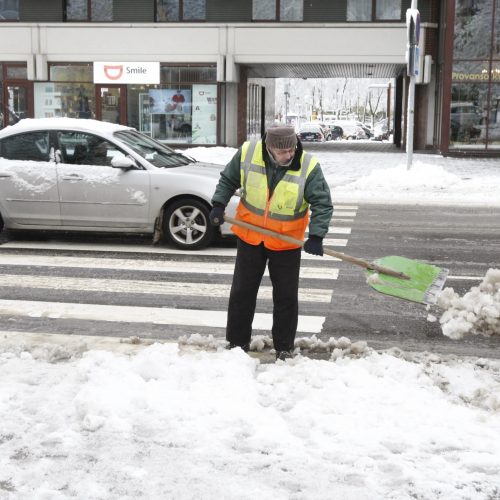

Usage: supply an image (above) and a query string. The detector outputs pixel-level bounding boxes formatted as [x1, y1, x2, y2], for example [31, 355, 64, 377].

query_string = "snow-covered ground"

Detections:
[1, 145, 500, 499]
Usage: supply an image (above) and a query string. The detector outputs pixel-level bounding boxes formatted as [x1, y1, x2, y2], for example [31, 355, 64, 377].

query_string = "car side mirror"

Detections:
[111, 156, 136, 169]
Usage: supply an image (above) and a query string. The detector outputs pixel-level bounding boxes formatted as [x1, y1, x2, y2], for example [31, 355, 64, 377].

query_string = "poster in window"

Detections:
[148, 89, 191, 115]
[192, 85, 217, 144]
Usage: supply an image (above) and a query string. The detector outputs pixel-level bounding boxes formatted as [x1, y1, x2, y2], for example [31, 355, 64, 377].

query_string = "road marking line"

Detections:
[0, 242, 331, 261]
[0, 254, 339, 279]
[0, 274, 333, 302]
[446, 275, 483, 281]
[328, 227, 352, 234]
[331, 211, 357, 217]
[323, 238, 348, 247]
[0, 299, 325, 333]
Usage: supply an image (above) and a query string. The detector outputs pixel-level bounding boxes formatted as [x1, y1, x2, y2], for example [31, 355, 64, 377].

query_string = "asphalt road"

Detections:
[0, 203, 499, 359]
[324, 204, 500, 358]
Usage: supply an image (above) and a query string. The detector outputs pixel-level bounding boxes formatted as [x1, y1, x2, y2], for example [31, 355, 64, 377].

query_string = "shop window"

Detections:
[66, 0, 113, 21]
[0, 63, 29, 128]
[449, 81, 487, 149]
[347, 0, 401, 21]
[453, 0, 494, 60]
[156, 0, 206, 21]
[128, 78, 217, 144]
[33, 64, 94, 120]
[34, 64, 95, 120]
[252, 0, 303, 21]
[6, 66, 27, 79]
[50, 64, 93, 82]
[160, 65, 216, 82]
[0, 0, 19, 21]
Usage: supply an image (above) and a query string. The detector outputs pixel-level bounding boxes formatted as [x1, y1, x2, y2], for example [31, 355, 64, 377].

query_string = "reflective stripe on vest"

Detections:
[240, 140, 318, 221]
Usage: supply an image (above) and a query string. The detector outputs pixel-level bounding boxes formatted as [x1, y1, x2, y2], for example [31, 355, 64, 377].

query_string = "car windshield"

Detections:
[114, 130, 193, 168]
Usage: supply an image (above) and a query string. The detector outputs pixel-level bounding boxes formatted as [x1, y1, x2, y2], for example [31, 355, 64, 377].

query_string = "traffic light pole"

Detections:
[406, 74, 416, 170]
[406, 0, 419, 170]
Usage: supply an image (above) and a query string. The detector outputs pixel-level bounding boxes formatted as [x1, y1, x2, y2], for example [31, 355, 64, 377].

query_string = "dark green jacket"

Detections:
[211, 138, 333, 238]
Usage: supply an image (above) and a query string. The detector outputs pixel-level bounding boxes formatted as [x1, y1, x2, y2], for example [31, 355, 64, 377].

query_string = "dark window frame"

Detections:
[64, 0, 113, 22]
[252, 0, 304, 23]
[346, 0, 404, 23]
[156, 0, 207, 22]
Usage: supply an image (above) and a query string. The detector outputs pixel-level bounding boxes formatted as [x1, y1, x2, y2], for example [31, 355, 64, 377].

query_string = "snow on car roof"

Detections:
[0, 118, 132, 137]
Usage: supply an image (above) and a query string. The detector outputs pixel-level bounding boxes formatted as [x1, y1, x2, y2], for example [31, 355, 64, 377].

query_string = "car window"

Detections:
[114, 130, 193, 168]
[57, 131, 127, 167]
[0, 132, 50, 162]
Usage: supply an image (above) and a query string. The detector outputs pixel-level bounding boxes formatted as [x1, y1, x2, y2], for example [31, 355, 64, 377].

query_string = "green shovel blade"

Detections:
[365, 256, 449, 305]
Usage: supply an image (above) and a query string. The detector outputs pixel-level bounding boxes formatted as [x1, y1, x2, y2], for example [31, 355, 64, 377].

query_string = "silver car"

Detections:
[0, 118, 238, 250]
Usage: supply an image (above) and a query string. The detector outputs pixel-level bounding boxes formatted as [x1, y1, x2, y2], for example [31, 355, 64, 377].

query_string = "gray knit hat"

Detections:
[265, 125, 297, 149]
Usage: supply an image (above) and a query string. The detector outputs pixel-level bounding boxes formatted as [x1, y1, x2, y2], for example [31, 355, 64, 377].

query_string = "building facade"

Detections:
[0, 0, 498, 156]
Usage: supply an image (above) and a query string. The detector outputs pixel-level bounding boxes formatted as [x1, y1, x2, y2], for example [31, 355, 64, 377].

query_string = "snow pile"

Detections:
[438, 268, 500, 339]
[178, 333, 370, 360]
[178, 146, 237, 166]
[327, 160, 500, 206]
[1, 341, 500, 499]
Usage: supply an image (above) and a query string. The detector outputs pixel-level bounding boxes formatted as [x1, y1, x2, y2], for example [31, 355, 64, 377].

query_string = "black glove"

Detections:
[209, 205, 225, 226]
[304, 235, 323, 256]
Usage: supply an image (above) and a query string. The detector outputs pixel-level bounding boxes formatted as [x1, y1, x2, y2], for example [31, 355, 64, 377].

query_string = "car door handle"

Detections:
[0, 172, 12, 178]
[61, 174, 84, 181]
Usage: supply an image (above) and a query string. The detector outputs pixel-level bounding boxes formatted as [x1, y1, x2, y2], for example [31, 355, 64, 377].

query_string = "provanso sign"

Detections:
[93, 62, 160, 84]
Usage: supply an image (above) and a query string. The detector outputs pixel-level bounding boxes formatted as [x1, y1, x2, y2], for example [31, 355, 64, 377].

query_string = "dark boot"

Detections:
[275, 350, 293, 361]
[226, 342, 250, 352]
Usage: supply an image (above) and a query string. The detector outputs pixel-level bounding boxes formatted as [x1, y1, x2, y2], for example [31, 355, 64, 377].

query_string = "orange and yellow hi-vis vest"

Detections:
[232, 140, 319, 250]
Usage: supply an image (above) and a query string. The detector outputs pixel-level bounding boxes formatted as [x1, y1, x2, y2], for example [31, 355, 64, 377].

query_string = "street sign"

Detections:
[406, 9, 420, 77]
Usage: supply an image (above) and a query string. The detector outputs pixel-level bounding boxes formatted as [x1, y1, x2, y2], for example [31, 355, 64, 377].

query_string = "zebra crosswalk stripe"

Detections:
[0, 254, 339, 280]
[0, 274, 333, 303]
[0, 299, 325, 334]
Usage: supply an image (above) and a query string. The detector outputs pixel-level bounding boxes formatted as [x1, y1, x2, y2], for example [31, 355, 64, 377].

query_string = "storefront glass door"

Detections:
[96, 85, 126, 124]
[6, 84, 30, 125]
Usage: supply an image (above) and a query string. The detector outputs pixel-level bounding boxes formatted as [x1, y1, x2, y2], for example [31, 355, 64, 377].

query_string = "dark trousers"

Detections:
[226, 238, 301, 352]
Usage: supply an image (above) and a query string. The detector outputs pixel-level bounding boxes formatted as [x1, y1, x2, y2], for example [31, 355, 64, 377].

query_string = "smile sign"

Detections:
[94, 62, 160, 84]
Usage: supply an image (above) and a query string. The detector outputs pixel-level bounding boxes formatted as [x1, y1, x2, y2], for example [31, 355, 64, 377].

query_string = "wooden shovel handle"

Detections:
[224, 215, 409, 280]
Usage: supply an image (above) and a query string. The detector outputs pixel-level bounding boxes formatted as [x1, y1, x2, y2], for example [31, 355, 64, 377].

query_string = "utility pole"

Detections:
[406, 0, 420, 170]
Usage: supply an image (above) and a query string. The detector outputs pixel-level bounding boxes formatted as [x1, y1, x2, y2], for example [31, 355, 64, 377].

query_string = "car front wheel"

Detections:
[163, 198, 214, 250]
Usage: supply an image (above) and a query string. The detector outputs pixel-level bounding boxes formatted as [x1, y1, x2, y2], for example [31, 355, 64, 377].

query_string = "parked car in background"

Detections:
[298, 122, 327, 142]
[328, 125, 344, 140]
[0, 118, 239, 250]
[372, 121, 391, 141]
[332, 120, 368, 140]
[450, 102, 482, 142]
[316, 122, 333, 140]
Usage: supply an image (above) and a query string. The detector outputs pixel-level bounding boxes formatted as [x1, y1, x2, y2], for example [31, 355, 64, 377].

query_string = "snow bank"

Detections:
[1, 338, 500, 499]
[438, 268, 500, 339]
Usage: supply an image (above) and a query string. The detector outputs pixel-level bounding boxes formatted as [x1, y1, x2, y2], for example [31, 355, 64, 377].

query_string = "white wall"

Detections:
[0, 22, 410, 147]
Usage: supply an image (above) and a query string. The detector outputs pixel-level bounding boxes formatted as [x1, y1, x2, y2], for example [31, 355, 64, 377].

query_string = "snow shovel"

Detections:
[223, 215, 448, 305]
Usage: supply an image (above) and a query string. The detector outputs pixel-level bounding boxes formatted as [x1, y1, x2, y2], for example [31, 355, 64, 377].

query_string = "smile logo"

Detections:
[104, 65, 124, 80]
